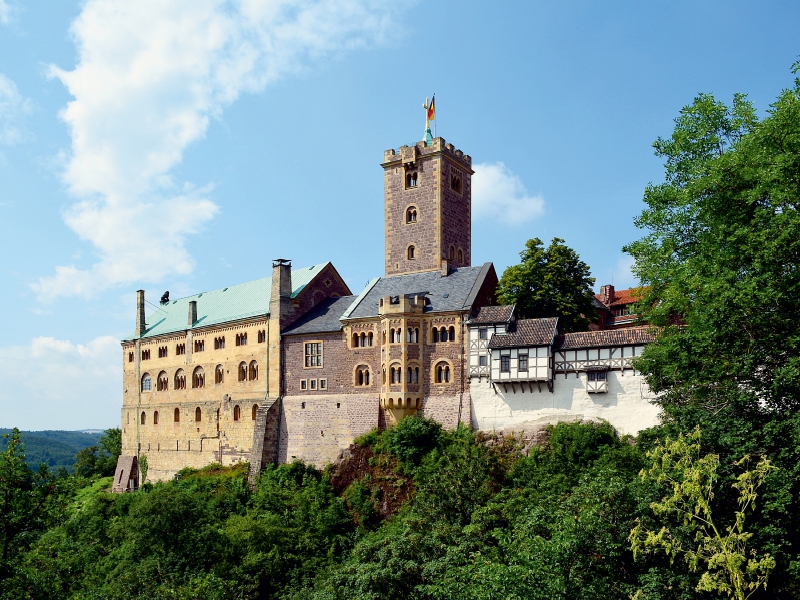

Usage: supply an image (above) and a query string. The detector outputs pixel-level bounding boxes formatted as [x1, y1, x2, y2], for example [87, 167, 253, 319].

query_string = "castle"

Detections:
[114, 132, 658, 490]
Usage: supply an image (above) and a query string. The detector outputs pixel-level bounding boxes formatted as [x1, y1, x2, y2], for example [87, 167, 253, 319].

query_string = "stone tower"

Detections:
[382, 137, 473, 277]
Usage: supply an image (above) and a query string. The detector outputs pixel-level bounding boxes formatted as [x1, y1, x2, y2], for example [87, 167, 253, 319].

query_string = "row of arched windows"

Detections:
[352, 331, 374, 347]
[140, 404, 259, 426]
[141, 361, 259, 391]
[380, 362, 449, 385]
[385, 328, 420, 344]
[355, 366, 370, 386]
[432, 326, 456, 343]
[236, 333, 247, 346]
[214, 336, 225, 349]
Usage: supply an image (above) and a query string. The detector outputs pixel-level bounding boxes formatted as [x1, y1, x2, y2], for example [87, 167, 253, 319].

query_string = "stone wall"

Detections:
[470, 370, 660, 436]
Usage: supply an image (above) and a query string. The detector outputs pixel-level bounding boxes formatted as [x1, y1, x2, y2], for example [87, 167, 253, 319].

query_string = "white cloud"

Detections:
[472, 161, 544, 225]
[35, 0, 398, 302]
[0, 1, 11, 25]
[0, 73, 32, 145]
[0, 336, 120, 430]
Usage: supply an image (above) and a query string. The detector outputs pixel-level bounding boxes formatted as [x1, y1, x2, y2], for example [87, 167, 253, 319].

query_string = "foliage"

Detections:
[496, 237, 598, 331]
[0, 429, 73, 590]
[74, 428, 122, 478]
[624, 63, 800, 413]
[630, 428, 777, 599]
[139, 454, 149, 485]
[0, 428, 103, 471]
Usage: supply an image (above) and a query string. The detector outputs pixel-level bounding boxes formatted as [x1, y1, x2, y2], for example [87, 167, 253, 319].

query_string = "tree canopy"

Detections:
[624, 63, 800, 414]
[496, 237, 597, 332]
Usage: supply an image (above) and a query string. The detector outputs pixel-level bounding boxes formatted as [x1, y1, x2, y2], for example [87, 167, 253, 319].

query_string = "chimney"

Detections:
[441, 259, 449, 277]
[269, 259, 292, 398]
[188, 300, 197, 327]
[600, 285, 615, 305]
[135, 290, 146, 337]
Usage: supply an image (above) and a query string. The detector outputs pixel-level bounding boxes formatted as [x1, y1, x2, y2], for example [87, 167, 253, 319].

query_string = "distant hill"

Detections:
[0, 429, 103, 471]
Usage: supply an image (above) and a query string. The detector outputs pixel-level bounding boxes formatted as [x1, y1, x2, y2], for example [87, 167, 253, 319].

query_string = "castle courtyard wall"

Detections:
[470, 370, 660, 436]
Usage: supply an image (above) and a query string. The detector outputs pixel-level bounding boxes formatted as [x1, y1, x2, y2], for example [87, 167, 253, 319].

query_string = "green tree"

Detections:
[623, 62, 800, 413]
[630, 428, 777, 600]
[496, 237, 597, 332]
[73, 428, 121, 477]
[0, 429, 70, 584]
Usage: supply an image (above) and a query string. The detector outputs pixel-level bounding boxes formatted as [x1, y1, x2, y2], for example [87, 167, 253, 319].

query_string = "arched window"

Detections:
[407, 367, 412, 383]
[406, 171, 418, 188]
[215, 365, 224, 384]
[238, 362, 247, 382]
[195, 407, 202, 421]
[368, 331, 374, 346]
[141, 373, 152, 392]
[382, 330, 386, 345]
[440, 326, 448, 342]
[458, 249, 464, 264]
[355, 366, 371, 387]
[233, 405, 241, 421]
[192, 367, 204, 389]
[153, 411, 159, 425]
[413, 367, 419, 383]
[360, 332, 366, 347]
[435, 362, 451, 384]
[407, 245, 416, 260]
[174, 408, 180, 422]
[432, 328, 439, 343]
[140, 411, 146, 425]
[450, 246, 455, 261]
[252, 404, 259, 420]
[174, 369, 186, 390]
[157, 371, 168, 391]
[414, 328, 419, 343]
[352, 332, 359, 347]
[448, 326, 456, 342]
[249, 361, 258, 381]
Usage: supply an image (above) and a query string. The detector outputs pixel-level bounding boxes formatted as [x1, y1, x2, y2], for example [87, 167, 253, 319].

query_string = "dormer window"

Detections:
[405, 171, 418, 188]
[406, 206, 418, 223]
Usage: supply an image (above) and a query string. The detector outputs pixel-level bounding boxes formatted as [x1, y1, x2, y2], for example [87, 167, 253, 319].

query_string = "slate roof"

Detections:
[554, 326, 655, 350]
[468, 305, 515, 325]
[283, 296, 357, 336]
[123, 263, 328, 341]
[344, 263, 493, 320]
[488, 317, 559, 348]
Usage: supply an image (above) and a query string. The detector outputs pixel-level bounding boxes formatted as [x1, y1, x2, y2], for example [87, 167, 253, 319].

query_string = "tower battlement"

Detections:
[383, 138, 472, 169]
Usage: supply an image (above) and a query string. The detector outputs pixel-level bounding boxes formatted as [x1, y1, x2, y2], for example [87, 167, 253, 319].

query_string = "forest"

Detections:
[1, 64, 799, 599]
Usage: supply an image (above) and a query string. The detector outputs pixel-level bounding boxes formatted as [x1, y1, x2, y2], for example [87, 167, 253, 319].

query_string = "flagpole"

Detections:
[433, 93, 436, 139]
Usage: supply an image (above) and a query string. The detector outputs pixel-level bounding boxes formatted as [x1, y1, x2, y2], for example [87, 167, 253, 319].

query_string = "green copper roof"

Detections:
[123, 263, 328, 341]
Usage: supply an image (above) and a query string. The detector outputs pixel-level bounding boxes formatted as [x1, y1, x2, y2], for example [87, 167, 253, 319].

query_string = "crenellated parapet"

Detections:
[383, 137, 472, 171]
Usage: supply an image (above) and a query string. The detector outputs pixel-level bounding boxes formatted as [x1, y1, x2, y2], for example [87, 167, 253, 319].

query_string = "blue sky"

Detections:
[0, 0, 798, 430]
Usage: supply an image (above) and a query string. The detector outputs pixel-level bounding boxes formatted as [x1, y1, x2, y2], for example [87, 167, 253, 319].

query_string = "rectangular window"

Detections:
[518, 354, 528, 372]
[597, 371, 606, 381]
[320, 379, 327, 390]
[300, 380, 307, 390]
[588, 372, 596, 381]
[128, 352, 134, 363]
[479, 328, 487, 340]
[305, 342, 323, 367]
[479, 355, 487, 367]
[310, 379, 317, 390]
[500, 356, 510, 373]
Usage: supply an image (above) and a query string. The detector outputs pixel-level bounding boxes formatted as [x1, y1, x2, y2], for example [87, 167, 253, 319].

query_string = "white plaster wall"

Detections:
[471, 370, 660, 436]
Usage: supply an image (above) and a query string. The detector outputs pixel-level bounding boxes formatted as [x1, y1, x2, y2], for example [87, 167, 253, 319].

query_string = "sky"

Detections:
[0, 0, 798, 430]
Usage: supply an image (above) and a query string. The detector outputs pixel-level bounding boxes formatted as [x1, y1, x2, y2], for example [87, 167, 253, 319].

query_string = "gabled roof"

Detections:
[283, 295, 357, 336]
[468, 305, 515, 325]
[343, 263, 494, 320]
[554, 326, 655, 350]
[488, 317, 559, 348]
[123, 263, 329, 341]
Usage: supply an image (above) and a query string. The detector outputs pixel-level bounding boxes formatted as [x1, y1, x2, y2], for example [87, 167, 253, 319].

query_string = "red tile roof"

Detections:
[488, 317, 559, 348]
[554, 325, 655, 350]
[595, 287, 646, 308]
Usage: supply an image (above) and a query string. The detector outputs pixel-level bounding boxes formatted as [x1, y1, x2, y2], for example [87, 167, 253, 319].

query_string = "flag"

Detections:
[427, 95, 435, 121]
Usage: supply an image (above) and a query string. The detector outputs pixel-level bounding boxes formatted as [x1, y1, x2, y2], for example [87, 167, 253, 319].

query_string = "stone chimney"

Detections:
[269, 259, 292, 398]
[599, 285, 615, 305]
[135, 290, 146, 337]
[188, 300, 197, 326]
[441, 259, 449, 277]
